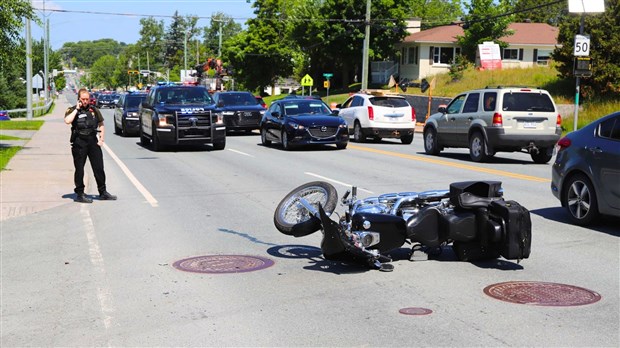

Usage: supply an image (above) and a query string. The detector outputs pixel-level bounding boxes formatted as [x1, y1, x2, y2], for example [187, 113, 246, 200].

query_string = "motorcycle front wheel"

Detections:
[274, 181, 338, 236]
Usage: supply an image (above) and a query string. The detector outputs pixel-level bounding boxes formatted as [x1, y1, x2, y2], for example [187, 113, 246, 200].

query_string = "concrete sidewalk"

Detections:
[0, 98, 76, 221]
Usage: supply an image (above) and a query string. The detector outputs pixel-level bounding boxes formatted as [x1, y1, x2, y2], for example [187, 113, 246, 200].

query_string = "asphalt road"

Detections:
[2, 103, 618, 347]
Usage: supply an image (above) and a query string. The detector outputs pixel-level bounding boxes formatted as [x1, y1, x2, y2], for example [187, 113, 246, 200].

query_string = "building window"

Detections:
[401, 47, 406, 65]
[503, 49, 519, 60]
[537, 49, 552, 65]
[433, 46, 456, 65]
[407, 47, 418, 65]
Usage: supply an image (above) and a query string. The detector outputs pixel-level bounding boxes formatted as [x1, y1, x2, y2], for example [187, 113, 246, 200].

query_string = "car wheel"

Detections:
[336, 142, 347, 150]
[114, 121, 121, 135]
[531, 148, 552, 164]
[400, 133, 414, 145]
[121, 120, 128, 137]
[261, 128, 271, 146]
[469, 132, 489, 162]
[139, 123, 150, 146]
[424, 127, 440, 155]
[282, 130, 291, 150]
[562, 174, 599, 226]
[353, 122, 365, 143]
[212, 138, 226, 150]
[152, 127, 162, 152]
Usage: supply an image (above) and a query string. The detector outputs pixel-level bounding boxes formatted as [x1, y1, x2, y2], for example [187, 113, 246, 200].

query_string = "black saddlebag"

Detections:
[488, 200, 532, 260]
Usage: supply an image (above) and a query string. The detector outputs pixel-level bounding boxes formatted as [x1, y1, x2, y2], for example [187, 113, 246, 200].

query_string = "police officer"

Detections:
[65, 88, 117, 203]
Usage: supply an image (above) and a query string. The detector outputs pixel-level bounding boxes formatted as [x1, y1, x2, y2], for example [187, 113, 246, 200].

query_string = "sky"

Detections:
[30, 0, 257, 50]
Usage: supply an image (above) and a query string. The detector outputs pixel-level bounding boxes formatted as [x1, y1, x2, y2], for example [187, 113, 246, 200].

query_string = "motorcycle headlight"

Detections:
[353, 231, 380, 248]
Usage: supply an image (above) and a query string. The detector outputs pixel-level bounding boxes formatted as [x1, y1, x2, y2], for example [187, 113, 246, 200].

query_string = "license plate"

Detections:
[522, 122, 537, 128]
[243, 112, 253, 117]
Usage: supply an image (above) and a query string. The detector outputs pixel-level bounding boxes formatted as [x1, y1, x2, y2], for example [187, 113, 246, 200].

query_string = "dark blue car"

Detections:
[259, 98, 348, 150]
[212, 91, 265, 133]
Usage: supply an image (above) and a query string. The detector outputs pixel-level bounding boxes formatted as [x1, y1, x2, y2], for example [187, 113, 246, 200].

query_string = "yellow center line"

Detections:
[348, 144, 551, 183]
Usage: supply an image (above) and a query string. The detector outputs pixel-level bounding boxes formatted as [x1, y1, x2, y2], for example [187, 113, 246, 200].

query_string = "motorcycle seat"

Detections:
[456, 192, 503, 210]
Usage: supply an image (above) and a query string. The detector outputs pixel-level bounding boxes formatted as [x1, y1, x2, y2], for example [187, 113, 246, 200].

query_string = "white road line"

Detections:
[304, 172, 374, 194]
[81, 204, 115, 330]
[228, 148, 254, 157]
[102, 143, 158, 207]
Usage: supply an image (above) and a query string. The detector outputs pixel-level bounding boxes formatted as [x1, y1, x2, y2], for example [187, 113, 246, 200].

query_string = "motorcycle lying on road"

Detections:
[274, 181, 531, 271]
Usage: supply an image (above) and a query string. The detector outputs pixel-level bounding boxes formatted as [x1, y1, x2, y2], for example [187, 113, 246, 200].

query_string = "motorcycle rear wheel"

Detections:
[274, 181, 338, 236]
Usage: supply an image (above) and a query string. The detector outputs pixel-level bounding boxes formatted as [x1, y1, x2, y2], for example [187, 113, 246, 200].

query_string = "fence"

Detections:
[4, 99, 54, 118]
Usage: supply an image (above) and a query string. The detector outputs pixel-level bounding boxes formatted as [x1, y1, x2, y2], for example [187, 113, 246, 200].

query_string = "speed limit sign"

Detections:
[574, 34, 590, 56]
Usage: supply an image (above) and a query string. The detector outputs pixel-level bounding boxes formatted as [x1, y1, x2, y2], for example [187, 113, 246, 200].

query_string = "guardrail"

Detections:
[3, 99, 54, 117]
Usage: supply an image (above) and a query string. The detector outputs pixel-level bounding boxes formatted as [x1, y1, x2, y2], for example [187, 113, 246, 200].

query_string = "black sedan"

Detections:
[212, 91, 265, 133]
[259, 98, 348, 150]
[551, 111, 620, 225]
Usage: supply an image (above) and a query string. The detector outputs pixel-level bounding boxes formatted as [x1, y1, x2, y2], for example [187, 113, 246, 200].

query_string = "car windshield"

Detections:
[218, 93, 258, 106]
[126, 95, 146, 107]
[502, 93, 555, 112]
[283, 100, 332, 116]
[158, 88, 213, 105]
[369, 96, 409, 108]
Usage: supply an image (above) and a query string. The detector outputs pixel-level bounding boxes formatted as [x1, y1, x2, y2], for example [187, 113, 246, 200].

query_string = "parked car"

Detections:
[259, 98, 348, 150]
[113, 92, 147, 137]
[0, 110, 10, 121]
[212, 91, 266, 133]
[138, 85, 226, 151]
[336, 91, 416, 144]
[423, 86, 562, 163]
[255, 95, 267, 108]
[551, 111, 620, 225]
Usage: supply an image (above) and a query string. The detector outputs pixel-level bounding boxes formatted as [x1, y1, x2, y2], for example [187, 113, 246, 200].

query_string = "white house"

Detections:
[383, 21, 561, 83]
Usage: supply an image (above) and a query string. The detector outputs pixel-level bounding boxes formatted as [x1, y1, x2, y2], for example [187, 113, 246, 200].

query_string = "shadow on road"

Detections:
[530, 207, 620, 237]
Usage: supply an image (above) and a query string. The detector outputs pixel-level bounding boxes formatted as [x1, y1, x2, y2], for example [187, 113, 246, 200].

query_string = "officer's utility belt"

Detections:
[77, 129, 97, 137]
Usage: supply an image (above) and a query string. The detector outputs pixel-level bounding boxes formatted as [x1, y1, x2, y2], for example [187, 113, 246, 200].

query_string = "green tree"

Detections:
[0, 0, 36, 67]
[407, 0, 463, 28]
[58, 39, 125, 69]
[90, 55, 118, 89]
[512, 0, 567, 26]
[164, 11, 187, 70]
[135, 17, 166, 72]
[456, 0, 515, 62]
[553, 0, 620, 98]
[204, 12, 242, 58]
[291, 0, 410, 88]
[223, 0, 298, 92]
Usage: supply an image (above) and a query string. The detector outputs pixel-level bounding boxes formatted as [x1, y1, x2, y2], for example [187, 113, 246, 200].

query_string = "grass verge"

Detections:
[0, 120, 44, 131]
[0, 146, 22, 170]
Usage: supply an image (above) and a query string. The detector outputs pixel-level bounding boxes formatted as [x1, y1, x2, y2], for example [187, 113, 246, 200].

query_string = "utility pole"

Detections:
[26, 19, 33, 120]
[218, 20, 223, 58]
[361, 0, 371, 91]
[44, 18, 49, 101]
[184, 30, 188, 78]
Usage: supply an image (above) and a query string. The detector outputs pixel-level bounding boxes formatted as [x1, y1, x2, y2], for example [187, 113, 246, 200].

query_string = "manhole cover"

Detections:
[484, 281, 601, 306]
[173, 255, 274, 274]
[399, 307, 433, 316]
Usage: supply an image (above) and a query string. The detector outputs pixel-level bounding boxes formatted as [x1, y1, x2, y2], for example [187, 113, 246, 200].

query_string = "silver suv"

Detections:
[423, 86, 562, 163]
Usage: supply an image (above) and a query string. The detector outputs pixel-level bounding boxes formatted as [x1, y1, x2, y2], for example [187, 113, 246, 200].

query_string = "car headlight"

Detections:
[128, 112, 138, 117]
[260, 110, 265, 115]
[288, 122, 305, 130]
[339, 123, 347, 128]
[158, 113, 173, 126]
[222, 111, 235, 116]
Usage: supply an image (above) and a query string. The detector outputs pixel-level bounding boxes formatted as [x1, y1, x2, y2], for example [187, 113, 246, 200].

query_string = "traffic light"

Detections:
[127, 70, 139, 75]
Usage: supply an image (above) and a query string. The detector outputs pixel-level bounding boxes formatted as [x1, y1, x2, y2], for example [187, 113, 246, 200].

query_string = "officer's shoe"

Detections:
[75, 194, 93, 203]
[99, 191, 117, 200]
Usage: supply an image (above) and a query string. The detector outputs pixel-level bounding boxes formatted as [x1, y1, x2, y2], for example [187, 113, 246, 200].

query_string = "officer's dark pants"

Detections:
[71, 135, 106, 195]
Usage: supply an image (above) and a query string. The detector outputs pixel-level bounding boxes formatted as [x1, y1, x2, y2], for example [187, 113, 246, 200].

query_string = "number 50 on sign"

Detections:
[574, 35, 590, 57]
